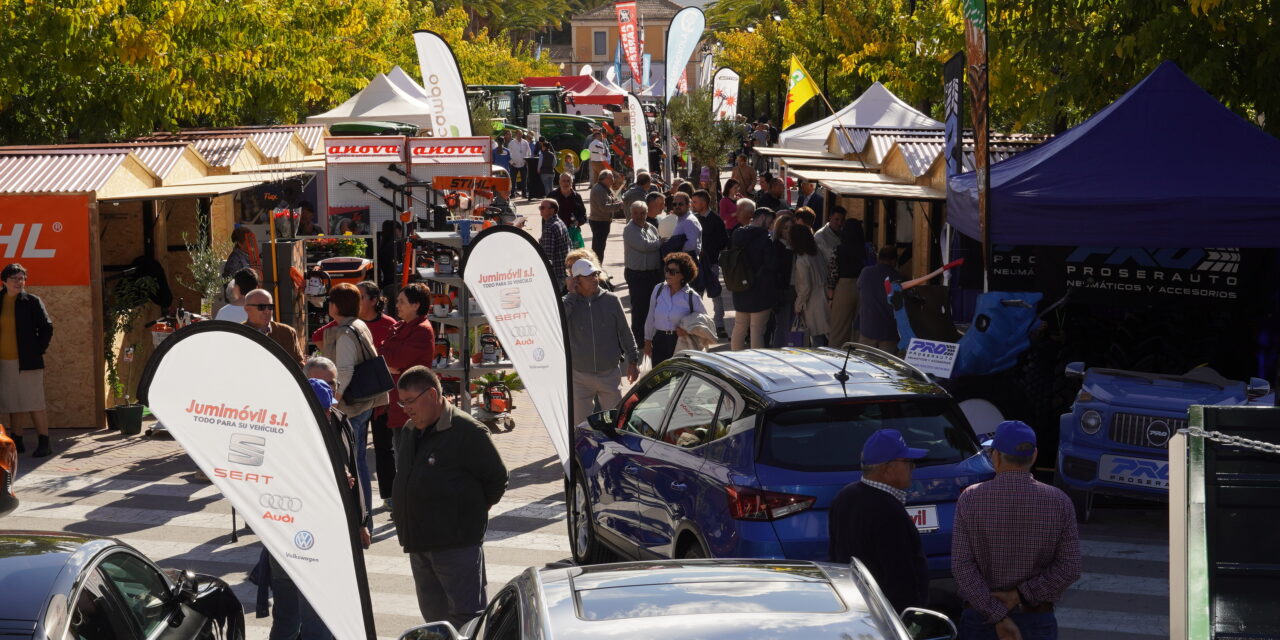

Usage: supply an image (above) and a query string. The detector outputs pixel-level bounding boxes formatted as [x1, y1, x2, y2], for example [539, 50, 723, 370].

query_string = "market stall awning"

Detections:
[788, 168, 906, 184]
[780, 158, 870, 171]
[821, 180, 945, 200]
[778, 82, 942, 152]
[753, 147, 842, 159]
[522, 75, 627, 105]
[102, 170, 310, 201]
[948, 61, 1280, 247]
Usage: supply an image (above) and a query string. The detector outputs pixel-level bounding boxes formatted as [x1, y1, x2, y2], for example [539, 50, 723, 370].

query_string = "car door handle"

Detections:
[624, 464, 640, 475]
[670, 482, 687, 491]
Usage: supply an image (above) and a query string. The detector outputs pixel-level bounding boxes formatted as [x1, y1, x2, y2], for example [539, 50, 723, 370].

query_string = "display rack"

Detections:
[414, 226, 517, 413]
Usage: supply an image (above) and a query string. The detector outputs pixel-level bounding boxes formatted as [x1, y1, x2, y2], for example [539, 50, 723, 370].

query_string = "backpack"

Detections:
[720, 245, 754, 292]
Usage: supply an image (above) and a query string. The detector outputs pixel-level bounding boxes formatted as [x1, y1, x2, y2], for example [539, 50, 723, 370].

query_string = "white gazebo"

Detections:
[306, 72, 434, 130]
[778, 82, 942, 152]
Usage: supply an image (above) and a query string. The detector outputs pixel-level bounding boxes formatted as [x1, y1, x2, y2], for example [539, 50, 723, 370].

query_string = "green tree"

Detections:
[668, 87, 742, 178]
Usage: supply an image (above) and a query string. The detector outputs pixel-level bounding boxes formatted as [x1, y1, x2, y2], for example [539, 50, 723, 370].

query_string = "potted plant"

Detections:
[179, 215, 233, 315]
[103, 276, 156, 435]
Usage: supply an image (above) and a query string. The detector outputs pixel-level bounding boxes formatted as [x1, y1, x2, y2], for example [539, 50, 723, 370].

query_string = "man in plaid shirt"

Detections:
[539, 198, 571, 291]
[952, 421, 1081, 640]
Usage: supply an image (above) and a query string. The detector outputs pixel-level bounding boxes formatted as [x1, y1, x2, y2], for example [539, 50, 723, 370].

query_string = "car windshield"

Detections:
[760, 399, 978, 471]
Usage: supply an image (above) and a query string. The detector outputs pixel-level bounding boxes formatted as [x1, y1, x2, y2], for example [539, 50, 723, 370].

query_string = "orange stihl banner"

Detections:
[0, 194, 92, 286]
[431, 176, 511, 192]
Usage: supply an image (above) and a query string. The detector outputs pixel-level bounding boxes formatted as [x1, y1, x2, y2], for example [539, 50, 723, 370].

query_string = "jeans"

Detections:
[510, 164, 528, 197]
[959, 609, 1058, 640]
[589, 220, 612, 264]
[348, 408, 373, 524]
[624, 268, 663, 349]
[369, 410, 396, 501]
[541, 173, 555, 198]
[771, 292, 796, 348]
[409, 545, 487, 629]
[269, 556, 332, 639]
[700, 262, 726, 329]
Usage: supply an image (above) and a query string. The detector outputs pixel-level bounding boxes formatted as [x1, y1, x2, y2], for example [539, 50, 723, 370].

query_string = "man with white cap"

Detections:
[828, 428, 930, 613]
[563, 258, 639, 426]
[952, 420, 1080, 640]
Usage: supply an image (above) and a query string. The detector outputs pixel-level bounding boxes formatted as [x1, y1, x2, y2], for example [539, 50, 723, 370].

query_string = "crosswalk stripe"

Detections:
[1056, 607, 1169, 635]
[1072, 571, 1167, 597]
[1079, 538, 1168, 563]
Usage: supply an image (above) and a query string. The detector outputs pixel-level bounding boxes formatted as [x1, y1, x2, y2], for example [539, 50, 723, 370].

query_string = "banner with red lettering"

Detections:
[139, 322, 375, 639]
[615, 1, 644, 89]
[324, 136, 406, 165]
[462, 226, 572, 474]
[413, 30, 474, 137]
[408, 137, 491, 165]
[0, 195, 91, 286]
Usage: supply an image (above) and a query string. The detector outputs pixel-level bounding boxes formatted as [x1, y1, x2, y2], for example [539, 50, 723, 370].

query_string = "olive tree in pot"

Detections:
[179, 214, 232, 315]
[103, 275, 157, 435]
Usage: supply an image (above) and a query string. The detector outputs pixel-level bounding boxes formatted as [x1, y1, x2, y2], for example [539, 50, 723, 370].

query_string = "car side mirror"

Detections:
[1247, 377, 1271, 400]
[587, 409, 619, 437]
[399, 622, 461, 640]
[172, 570, 198, 605]
[1064, 361, 1086, 380]
[900, 607, 957, 640]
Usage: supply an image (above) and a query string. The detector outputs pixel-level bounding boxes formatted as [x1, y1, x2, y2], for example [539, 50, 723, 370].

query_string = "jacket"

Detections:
[695, 209, 728, 265]
[244, 320, 303, 368]
[322, 317, 390, 416]
[0, 291, 53, 371]
[729, 225, 778, 313]
[858, 263, 905, 341]
[550, 188, 586, 227]
[589, 182, 623, 222]
[563, 288, 639, 373]
[828, 482, 929, 613]
[392, 404, 508, 552]
[382, 315, 436, 429]
[793, 253, 831, 335]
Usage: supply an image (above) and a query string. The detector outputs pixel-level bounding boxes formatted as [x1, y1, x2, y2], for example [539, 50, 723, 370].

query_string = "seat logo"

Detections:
[294, 530, 315, 550]
[227, 434, 266, 466]
[260, 494, 302, 512]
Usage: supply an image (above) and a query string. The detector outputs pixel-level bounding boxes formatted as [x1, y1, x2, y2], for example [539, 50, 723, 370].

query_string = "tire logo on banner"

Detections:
[228, 434, 266, 466]
[294, 530, 316, 550]
[261, 494, 303, 512]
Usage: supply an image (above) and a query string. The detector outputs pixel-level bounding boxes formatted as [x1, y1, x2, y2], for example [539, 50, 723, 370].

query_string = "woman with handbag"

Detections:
[323, 283, 390, 522]
[382, 283, 436, 433]
[643, 252, 707, 367]
[790, 224, 831, 347]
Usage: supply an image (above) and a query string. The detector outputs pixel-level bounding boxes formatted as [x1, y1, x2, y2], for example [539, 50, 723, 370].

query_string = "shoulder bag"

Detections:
[343, 325, 394, 402]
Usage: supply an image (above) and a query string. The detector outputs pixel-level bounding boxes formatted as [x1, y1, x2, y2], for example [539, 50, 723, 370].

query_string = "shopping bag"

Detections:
[568, 225, 585, 249]
[786, 314, 808, 348]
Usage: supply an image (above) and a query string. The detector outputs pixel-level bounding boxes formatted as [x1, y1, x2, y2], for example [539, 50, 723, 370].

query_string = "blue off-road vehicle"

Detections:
[1056, 362, 1273, 521]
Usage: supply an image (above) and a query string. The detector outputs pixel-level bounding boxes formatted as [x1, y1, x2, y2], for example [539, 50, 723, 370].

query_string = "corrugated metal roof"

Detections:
[0, 151, 131, 194]
[190, 137, 250, 167]
[834, 127, 942, 155]
[127, 144, 191, 178]
[290, 126, 325, 154]
[246, 130, 293, 159]
[0, 142, 198, 179]
[819, 179, 946, 200]
[891, 140, 1043, 178]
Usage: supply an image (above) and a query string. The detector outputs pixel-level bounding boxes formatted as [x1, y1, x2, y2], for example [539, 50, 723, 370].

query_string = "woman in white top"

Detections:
[643, 252, 707, 367]
[790, 223, 831, 347]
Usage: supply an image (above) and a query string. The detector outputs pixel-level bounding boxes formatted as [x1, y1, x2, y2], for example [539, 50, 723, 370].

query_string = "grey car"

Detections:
[0, 531, 244, 640]
[399, 558, 955, 640]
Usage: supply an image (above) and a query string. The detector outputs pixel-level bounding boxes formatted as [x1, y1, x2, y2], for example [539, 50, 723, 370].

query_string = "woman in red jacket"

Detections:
[382, 283, 436, 437]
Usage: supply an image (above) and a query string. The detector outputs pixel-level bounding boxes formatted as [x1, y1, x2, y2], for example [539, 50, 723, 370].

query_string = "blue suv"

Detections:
[566, 346, 994, 577]
[1057, 362, 1272, 521]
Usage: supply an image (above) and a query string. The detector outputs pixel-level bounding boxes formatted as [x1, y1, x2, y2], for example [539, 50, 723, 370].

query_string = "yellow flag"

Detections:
[782, 56, 821, 130]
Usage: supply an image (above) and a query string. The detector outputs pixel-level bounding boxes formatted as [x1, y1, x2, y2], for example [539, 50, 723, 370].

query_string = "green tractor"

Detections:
[470, 84, 599, 180]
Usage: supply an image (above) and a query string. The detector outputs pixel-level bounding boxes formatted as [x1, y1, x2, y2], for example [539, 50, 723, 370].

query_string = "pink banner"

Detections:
[615, 1, 643, 86]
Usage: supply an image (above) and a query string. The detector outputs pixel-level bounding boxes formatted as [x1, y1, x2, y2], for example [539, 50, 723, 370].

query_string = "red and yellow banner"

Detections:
[615, 1, 644, 86]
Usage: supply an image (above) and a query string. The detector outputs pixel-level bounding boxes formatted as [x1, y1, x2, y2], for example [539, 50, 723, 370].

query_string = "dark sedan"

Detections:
[399, 558, 956, 640]
[0, 532, 244, 640]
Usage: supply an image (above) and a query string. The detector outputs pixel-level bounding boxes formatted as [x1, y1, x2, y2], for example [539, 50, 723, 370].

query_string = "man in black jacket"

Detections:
[393, 366, 509, 628]
[691, 190, 728, 338]
[829, 428, 929, 613]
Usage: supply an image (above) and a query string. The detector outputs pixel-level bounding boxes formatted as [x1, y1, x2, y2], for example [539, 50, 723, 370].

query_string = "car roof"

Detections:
[533, 559, 902, 640]
[0, 532, 115, 622]
[675, 347, 943, 400]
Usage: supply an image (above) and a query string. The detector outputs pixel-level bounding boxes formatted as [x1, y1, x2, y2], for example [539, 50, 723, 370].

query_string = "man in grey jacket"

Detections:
[588, 170, 624, 264]
[563, 258, 640, 426]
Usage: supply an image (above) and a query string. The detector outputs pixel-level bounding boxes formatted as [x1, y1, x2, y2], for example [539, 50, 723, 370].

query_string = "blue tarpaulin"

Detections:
[947, 61, 1280, 248]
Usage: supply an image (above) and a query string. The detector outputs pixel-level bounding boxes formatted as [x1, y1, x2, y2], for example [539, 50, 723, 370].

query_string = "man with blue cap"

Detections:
[952, 421, 1081, 640]
[828, 428, 930, 613]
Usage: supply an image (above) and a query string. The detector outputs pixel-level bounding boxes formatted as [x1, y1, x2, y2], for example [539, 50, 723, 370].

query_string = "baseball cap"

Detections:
[861, 429, 928, 466]
[993, 420, 1037, 456]
[570, 259, 600, 277]
[308, 378, 337, 408]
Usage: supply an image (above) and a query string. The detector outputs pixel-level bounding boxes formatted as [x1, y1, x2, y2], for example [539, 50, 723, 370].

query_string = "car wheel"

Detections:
[1054, 472, 1093, 523]
[568, 471, 610, 564]
[678, 538, 707, 559]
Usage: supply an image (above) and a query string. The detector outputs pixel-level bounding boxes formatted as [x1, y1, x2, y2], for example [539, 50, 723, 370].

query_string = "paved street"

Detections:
[7, 200, 1168, 638]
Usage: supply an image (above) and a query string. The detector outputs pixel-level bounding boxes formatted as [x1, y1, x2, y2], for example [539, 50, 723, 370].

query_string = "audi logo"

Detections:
[260, 494, 303, 512]
[509, 325, 537, 338]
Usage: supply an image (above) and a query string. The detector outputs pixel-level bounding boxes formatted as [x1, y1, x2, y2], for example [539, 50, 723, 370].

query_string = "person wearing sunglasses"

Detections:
[391, 365, 508, 630]
[643, 252, 706, 367]
[242, 289, 304, 368]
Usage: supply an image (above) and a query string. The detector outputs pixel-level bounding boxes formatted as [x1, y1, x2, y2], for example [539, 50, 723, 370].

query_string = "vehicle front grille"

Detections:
[1109, 412, 1185, 449]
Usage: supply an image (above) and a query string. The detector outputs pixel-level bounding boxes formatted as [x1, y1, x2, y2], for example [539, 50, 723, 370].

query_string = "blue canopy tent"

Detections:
[948, 61, 1280, 248]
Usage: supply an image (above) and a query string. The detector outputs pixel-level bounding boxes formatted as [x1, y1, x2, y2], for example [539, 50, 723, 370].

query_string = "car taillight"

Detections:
[725, 486, 816, 521]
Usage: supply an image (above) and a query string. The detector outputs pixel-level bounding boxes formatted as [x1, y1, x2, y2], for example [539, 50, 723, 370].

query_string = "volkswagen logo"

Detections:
[293, 530, 315, 551]
[260, 494, 303, 512]
[1146, 420, 1171, 447]
[533, 347, 545, 362]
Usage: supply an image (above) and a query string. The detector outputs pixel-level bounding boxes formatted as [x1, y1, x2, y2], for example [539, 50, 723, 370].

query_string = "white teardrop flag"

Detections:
[413, 30, 473, 137]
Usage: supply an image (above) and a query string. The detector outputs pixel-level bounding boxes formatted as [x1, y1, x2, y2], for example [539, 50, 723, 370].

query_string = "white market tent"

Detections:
[778, 82, 942, 152]
[386, 65, 435, 104]
[306, 72, 434, 129]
